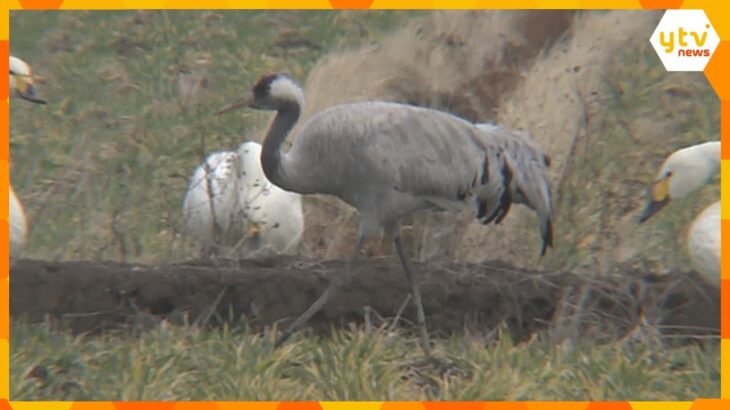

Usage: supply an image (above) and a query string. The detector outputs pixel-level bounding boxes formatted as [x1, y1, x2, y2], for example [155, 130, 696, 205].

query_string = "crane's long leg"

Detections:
[393, 233, 432, 357]
[275, 233, 366, 348]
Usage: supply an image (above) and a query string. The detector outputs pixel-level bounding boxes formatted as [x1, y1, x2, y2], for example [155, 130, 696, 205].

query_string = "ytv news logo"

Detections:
[650, 10, 719, 72]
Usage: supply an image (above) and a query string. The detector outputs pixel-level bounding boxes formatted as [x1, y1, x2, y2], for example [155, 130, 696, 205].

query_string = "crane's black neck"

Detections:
[261, 100, 301, 192]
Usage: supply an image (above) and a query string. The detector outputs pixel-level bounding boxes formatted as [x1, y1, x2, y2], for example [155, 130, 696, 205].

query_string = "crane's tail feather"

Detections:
[479, 127, 554, 256]
[541, 218, 553, 256]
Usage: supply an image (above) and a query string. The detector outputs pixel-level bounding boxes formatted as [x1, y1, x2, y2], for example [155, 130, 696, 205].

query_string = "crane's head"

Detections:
[639, 141, 719, 223]
[10, 56, 46, 104]
[216, 73, 303, 115]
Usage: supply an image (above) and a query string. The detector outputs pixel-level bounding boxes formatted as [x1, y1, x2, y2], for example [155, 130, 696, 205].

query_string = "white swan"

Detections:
[182, 142, 303, 256]
[182, 151, 243, 253]
[237, 141, 304, 254]
[9, 56, 46, 259]
[639, 141, 720, 288]
[9, 187, 27, 258]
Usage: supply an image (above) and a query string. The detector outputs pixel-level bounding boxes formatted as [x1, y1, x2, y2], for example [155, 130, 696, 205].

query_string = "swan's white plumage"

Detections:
[237, 141, 303, 254]
[9, 56, 30, 92]
[182, 142, 303, 255]
[183, 151, 243, 248]
[687, 201, 720, 287]
[9, 186, 27, 257]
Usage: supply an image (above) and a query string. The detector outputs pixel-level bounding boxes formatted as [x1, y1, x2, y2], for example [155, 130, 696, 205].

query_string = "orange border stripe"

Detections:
[0, 41, 7, 101]
[639, 0, 684, 8]
[114, 403, 176, 410]
[278, 403, 323, 410]
[1, 1, 728, 409]
[720, 278, 730, 339]
[329, 0, 374, 7]
[586, 403, 632, 410]
[17, 1, 65, 9]
[705, 42, 730, 100]
[722, 102, 729, 160]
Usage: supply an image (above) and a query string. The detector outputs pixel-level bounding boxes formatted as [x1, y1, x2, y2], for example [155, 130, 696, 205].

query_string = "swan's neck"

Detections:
[261, 101, 301, 192]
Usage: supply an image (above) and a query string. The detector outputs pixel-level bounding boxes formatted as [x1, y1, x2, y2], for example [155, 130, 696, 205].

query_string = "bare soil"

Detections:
[10, 258, 719, 344]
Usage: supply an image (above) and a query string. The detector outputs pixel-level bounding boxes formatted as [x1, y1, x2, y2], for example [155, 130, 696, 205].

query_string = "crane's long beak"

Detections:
[215, 92, 254, 115]
[638, 179, 670, 223]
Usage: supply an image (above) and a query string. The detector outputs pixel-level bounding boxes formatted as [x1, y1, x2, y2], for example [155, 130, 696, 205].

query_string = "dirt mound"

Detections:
[297, 10, 573, 123]
[10, 259, 719, 344]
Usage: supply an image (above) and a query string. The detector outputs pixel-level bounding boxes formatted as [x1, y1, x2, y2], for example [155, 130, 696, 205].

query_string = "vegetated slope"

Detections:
[10, 10, 720, 278]
[247, 10, 719, 280]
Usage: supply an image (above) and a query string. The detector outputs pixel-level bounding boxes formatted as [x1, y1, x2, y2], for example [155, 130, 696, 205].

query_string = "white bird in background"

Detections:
[182, 142, 303, 257]
[639, 141, 720, 288]
[9, 187, 27, 258]
[218, 73, 553, 355]
[183, 150, 243, 254]
[237, 141, 304, 254]
[9, 55, 46, 259]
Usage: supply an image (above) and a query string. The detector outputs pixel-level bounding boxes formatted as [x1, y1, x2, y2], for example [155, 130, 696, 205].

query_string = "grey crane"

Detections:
[218, 73, 554, 355]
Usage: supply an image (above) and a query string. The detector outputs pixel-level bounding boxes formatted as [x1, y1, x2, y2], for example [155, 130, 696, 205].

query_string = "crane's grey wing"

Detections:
[359, 105, 553, 255]
[292, 102, 484, 201]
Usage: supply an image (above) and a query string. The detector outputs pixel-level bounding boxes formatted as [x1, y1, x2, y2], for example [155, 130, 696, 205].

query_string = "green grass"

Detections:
[10, 320, 719, 400]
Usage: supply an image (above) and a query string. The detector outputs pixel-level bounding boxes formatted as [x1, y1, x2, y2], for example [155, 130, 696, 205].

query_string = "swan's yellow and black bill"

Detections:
[215, 92, 254, 115]
[15, 76, 47, 104]
[639, 178, 670, 223]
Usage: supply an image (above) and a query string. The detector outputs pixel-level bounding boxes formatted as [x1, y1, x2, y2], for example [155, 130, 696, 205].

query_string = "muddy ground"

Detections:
[10, 257, 719, 344]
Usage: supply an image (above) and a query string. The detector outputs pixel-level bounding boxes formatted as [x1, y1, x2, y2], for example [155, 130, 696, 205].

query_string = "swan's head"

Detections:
[10, 56, 46, 104]
[216, 73, 303, 115]
[639, 141, 720, 223]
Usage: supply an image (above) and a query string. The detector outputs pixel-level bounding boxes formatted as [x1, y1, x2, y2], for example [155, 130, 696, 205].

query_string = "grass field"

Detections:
[10, 10, 421, 262]
[9, 10, 721, 400]
[10, 320, 720, 400]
